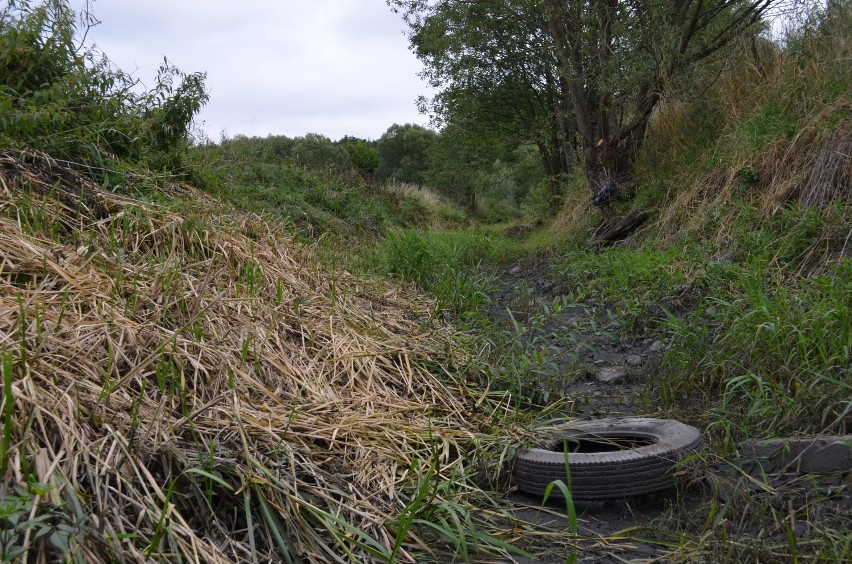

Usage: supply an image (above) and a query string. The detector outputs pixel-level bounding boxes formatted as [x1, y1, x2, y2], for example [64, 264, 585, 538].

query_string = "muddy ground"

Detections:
[483, 254, 850, 563]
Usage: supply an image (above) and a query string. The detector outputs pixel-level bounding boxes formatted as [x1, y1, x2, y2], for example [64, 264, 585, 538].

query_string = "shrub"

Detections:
[0, 0, 208, 175]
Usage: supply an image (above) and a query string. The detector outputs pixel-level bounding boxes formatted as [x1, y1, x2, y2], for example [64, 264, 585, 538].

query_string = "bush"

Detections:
[0, 0, 208, 175]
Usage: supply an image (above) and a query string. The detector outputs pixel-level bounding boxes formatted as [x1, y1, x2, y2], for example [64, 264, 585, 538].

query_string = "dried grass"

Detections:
[654, 10, 852, 242]
[0, 151, 526, 562]
[384, 181, 445, 210]
[760, 111, 852, 214]
[656, 111, 851, 252]
[799, 126, 852, 207]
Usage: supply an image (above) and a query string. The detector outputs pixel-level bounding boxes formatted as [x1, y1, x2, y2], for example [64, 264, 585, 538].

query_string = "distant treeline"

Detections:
[210, 124, 549, 215]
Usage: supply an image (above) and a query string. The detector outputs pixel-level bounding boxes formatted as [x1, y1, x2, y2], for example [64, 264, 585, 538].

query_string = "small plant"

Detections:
[0, 483, 79, 562]
[0, 352, 13, 476]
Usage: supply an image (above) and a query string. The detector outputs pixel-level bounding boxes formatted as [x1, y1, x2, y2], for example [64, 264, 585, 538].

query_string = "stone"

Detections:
[738, 435, 852, 474]
[625, 354, 643, 367]
[596, 366, 627, 384]
[649, 340, 664, 352]
[509, 265, 522, 275]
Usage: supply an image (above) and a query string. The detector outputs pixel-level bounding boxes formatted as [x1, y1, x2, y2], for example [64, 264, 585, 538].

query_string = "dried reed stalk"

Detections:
[0, 151, 526, 562]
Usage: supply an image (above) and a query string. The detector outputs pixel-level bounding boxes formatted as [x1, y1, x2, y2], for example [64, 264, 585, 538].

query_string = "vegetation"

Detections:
[190, 134, 467, 242]
[375, 123, 437, 185]
[371, 3, 851, 558]
[0, 0, 207, 174]
[1, 0, 850, 562]
[390, 0, 780, 206]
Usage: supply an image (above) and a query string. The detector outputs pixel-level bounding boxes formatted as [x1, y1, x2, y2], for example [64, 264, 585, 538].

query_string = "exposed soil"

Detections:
[483, 253, 851, 563]
[486, 253, 663, 418]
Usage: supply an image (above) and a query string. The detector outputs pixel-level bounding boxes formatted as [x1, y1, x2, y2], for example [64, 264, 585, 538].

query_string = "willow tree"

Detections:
[390, 0, 777, 203]
[391, 0, 576, 205]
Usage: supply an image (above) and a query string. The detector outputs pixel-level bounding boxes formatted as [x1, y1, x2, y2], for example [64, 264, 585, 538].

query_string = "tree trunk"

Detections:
[536, 140, 573, 211]
[583, 123, 646, 205]
[593, 210, 649, 245]
[466, 188, 476, 213]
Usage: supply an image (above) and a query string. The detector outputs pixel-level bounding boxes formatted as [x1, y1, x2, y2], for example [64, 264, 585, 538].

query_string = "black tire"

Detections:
[514, 417, 702, 502]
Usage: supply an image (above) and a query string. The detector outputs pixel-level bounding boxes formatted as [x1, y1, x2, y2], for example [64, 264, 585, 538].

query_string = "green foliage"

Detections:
[0, 0, 208, 175]
[373, 229, 515, 315]
[0, 483, 80, 562]
[0, 352, 12, 477]
[392, 0, 576, 200]
[391, 0, 775, 201]
[554, 244, 698, 332]
[426, 122, 481, 209]
[663, 259, 851, 437]
[191, 136, 466, 241]
[426, 124, 546, 216]
[340, 138, 379, 174]
[291, 133, 349, 171]
[655, 204, 852, 439]
[376, 123, 437, 184]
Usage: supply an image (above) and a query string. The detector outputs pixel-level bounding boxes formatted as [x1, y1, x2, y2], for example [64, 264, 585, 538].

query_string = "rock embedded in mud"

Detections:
[625, 354, 643, 367]
[596, 366, 628, 384]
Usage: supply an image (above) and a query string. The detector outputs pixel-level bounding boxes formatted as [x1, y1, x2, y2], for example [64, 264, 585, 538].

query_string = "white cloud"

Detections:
[70, 0, 432, 140]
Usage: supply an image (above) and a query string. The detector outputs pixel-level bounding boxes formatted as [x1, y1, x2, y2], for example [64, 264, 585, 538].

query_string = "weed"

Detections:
[0, 483, 79, 562]
[0, 352, 13, 476]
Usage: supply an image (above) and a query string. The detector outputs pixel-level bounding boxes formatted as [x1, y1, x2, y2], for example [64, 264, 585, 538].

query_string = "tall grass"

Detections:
[648, 0, 852, 235]
[660, 257, 851, 439]
[373, 229, 517, 316]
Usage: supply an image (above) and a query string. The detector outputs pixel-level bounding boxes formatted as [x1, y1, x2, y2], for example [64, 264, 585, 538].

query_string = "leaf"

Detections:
[183, 467, 234, 491]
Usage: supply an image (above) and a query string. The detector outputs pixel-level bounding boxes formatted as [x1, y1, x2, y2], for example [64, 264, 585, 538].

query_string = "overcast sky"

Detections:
[69, 0, 432, 141]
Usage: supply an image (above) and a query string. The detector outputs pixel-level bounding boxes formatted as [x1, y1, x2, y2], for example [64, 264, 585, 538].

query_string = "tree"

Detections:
[376, 123, 437, 184]
[338, 137, 380, 175]
[389, 0, 777, 210]
[395, 0, 575, 206]
[538, 0, 775, 193]
[291, 133, 348, 171]
[427, 122, 484, 210]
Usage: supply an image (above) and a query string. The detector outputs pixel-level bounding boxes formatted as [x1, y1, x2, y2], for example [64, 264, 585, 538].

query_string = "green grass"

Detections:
[538, 198, 851, 441]
[189, 143, 467, 242]
[660, 257, 851, 440]
[552, 241, 712, 334]
[369, 228, 517, 316]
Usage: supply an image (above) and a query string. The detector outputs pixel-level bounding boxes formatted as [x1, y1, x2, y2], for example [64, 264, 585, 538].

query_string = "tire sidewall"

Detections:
[521, 417, 701, 466]
[514, 417, 703, 501]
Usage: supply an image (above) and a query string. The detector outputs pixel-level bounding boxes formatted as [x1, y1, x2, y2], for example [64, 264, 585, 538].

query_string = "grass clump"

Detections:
[658, 243, 851, 442]
[371, 228, 520, 317]
[553, 244, 701, 332]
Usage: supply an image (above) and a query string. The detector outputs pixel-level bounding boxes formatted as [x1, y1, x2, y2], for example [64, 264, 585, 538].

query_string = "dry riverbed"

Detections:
[485, 254, 851, 562]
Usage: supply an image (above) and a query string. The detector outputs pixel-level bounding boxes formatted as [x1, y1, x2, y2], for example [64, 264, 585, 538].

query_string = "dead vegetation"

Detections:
[650, 6, 852, 249]
[0, 150, 529, 562]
